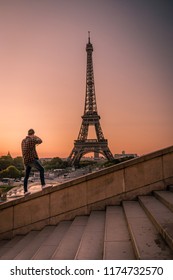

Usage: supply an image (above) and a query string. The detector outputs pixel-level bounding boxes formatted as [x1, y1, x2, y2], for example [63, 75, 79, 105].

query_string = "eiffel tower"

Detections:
[68, 33, 114, 166]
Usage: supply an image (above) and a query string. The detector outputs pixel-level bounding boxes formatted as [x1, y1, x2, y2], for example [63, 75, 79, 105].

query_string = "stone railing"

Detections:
[0, 145, 173, 239]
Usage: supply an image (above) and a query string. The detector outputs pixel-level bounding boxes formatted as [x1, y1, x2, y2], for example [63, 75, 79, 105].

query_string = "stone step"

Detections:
[123, 201, 173, 259]
[1, 231, 38, 260]
[104, 206, 135, 260]
[154, 191, 173, 212]
[32, 221, 71, 260]
[14, 226, 56, 260]
[0, 235, 23, 258]
[75, 211, 105, 260]
[1, 190, 173, 260]
[139, 196, 173, 251]
[51, 216, 88, 260]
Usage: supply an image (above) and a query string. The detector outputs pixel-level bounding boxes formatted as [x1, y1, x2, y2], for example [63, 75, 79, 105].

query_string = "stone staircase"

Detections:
[0, 188, 173, 260]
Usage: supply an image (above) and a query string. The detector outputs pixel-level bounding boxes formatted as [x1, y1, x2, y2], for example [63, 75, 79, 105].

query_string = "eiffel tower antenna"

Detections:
[88, 31, 90, 43]
[68, 34, 114, 166]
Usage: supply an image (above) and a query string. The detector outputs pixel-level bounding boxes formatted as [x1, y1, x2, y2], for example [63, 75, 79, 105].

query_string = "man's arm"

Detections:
[33, 136, 42, 145]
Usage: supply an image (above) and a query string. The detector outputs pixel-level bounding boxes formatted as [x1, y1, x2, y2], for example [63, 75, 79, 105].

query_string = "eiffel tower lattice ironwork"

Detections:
[68, 33, 114, 166]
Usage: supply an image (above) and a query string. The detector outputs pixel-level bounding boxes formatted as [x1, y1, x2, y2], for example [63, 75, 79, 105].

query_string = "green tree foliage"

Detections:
[43, 157, 68, 170]
[0, 155, 24, 172]
[13, 157, 24, 170]
[0, 155, 13, 171]
[78, 160, 96, 168]
[0, 165, 21, 179]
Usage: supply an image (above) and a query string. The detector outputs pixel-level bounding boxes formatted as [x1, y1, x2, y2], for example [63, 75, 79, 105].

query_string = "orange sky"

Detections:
[0, 0, 173, 158]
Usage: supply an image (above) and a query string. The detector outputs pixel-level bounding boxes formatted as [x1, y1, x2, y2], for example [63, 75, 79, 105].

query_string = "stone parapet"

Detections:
[0, 145, 173, 239]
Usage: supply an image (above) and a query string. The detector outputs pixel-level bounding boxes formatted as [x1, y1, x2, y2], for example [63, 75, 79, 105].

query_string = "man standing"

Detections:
[21, 129, 46, 195]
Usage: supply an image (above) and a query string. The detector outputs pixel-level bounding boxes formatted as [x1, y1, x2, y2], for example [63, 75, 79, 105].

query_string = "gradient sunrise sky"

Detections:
[0, 0, 173, 158]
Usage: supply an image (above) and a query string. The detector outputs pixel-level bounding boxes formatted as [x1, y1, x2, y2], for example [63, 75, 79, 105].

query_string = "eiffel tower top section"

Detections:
[83, 31, 98, 116]
[86, 31, 93, 51]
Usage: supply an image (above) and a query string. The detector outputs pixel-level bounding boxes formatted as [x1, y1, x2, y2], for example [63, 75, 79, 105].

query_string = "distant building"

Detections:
[114, 151, 138, 159]
[33, 171, 55, 180]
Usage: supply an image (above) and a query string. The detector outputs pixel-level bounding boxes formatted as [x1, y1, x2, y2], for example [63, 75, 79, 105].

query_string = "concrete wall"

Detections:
[0, 146, 173, 239]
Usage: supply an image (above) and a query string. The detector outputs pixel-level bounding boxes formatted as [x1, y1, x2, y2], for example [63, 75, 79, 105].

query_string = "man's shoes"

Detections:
[24, 191, 31, 196]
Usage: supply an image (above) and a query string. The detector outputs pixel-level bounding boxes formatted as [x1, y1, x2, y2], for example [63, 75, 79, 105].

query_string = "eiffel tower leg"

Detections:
[68, 146, 83, 167]
[102, 148, 114, 161]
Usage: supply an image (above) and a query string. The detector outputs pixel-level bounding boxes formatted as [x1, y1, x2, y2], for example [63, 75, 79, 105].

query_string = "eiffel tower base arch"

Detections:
[69, 140, 114, 167]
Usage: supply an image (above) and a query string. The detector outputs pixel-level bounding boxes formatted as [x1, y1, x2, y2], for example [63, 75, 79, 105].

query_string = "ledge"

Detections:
[0, 145, 173, 210]
[0, 145, 173, 238]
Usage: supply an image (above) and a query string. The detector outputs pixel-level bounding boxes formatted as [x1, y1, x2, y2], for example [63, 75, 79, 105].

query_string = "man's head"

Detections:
[28, 129, 35, 136]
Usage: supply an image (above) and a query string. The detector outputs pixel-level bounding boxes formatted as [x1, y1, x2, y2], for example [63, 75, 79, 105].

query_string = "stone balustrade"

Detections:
[0, 145, 173, 240]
